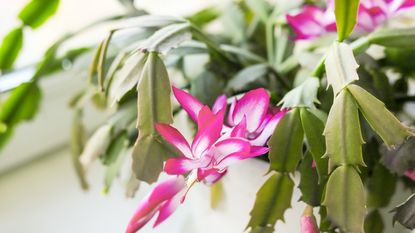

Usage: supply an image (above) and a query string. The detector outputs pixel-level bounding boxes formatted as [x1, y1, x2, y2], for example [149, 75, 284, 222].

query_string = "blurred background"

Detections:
[0, 1, 414, 233]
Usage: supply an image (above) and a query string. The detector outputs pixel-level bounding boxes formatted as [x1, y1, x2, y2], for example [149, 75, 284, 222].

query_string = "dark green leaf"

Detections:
[300, 108, 328, 182]
[101, 132, 128, 165]
[249, 226, 275, 233]
[191, 71, 225, 107]
[141, 23, 191, 53]
[247, 173, 294, 230]
[226, 64, 268, 92]
[279, 77, 320, 109]
[392, 193, 415, 230]
[347, 84, 414, 148]
[380, 137, 415, 175]
[334, 0, 359, 41]
[366, 163, 396, 208]
[18, 0, 60, 29]
[323, 89, 365, 166]
[132, 52, 174, 183]
[364, 210, 384, 233]
[0, 27, 24, 71]
[323, 165, 366, 233]
[268, 108, 304, 173]
[369, 27, 415, 48]
[299, 151, 322, 206]
[0, 122, 6, 133]
[103, 134, 129, 193]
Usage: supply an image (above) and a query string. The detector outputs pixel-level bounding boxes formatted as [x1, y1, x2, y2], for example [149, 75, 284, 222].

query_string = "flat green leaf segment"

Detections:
[18, 0, 60, 29]
[369, 27, 415, 48]
[347, 84, 414, 148]
[226, 64, 269, 92]
[279, 77, 320, 109]
[268, 108, 304, 172]
[323, 166, 366, 233]
[366, 163, 396, 208]
[108, 52, 147, 104]
[324, 89, 365, 166]
[132, 52, 174, 183]
[334, 0, 359, 41]
[325, 42, 359, 94]
[299, 151, 322, 206]
[392, 193, 415, 230]
[0, 27, 23, 71]
[300, 108, 328, 182]
[247, 173, 294, 232]
[364, 210, 384, 233]
[0, 82, 41, 150]
[141, 23, 191, 53]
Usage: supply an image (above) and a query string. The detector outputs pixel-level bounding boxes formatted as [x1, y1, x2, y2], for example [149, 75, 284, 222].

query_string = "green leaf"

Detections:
[300, 108, 328, 182]
[97, 31, 115, 91]
[226, 64, 269, 92]
[323, 89, 365, 166]
[369, 27, 415, 48]
[392, 193, 415, 230]
[334, 0, 359, 41]
[245, 0, 270, 23]
[249, 226, 275, 233]
[0, 27, 24, 71]
[132, 52, 174, 183]
[191, 71, 225, 107]
[299, 151, 322, 206]
[101, 132, 128, 165]
[347, 84, 414, 148]
[364, 210, 384, 233]
[18, 0, 60, 29]
[187, 7, 220, 28]
[323, 165, 366, 233]
[141, 23, 191, 54]
[0, 122, 6, 133]
[325, 42, 359, 95]
[70, 109, 89, 190]
[103, 134, 129, 193]
[210, 180, 224, 209]
[0, 82, 41, 150]
[279, 77, 320, 109]
[380, 137, 415, 175]
[268, 108, 304, 173]
[366, 163, 396, 208]
[247, 173, 294, 231]
[108, 52, 147, 104]
[79, 124, 113, 171]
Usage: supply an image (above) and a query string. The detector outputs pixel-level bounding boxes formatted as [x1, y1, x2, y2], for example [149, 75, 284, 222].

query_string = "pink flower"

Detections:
[156, 104, 269, 183]
[125, 176, 186, 233]
[301, 206, 319, 233]
[172, 86, 286, 147]
[404, 170, 415, 181]
[286, 0, 415, 40]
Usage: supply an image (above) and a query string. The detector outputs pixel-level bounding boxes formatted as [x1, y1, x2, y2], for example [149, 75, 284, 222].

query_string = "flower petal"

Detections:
[126, 176, 185, 233]
[172, 86, 203, 122]
[155, 123, 192, 158]
[250, 110, 287, 146]
[211, 138, 251, 162]
[197, 168, 227, 185]
[191, 108, 224, 156]
[405, 170, 415, 182]
[230, 116, 247, 138]
[212, 95, 227, 114]
[216, 146, 268, 170]
[286, 5, 328, 40]
[232, 88, 270, 132]
[153, 190, 184, 228]
[164, 157, 207, 175]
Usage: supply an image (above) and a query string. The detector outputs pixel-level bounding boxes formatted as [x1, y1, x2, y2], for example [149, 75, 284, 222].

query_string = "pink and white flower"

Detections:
[404, 170, 415, 181]
[286, 0, 415, 40]
[125, 176, 186, 233]
[126, 87, 284, 232]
